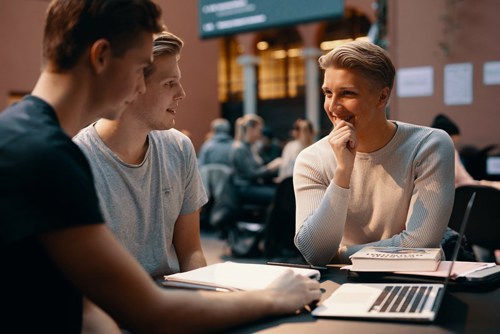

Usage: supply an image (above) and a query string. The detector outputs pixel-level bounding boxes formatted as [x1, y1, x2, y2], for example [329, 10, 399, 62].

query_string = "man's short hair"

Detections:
[144, 31, 184, 78]
[152, 31, 184, 58]
[43, 0, 163, 71]
[211, 118, 231, 134]
[318, 41, 395, 91]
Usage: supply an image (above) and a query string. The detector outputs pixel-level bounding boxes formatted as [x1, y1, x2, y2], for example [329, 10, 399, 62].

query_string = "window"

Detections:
[218, 37, 244, 102]
[217, 9, 371, 103]
[257, 28, 304, 100]
[320, 9, 371, 51]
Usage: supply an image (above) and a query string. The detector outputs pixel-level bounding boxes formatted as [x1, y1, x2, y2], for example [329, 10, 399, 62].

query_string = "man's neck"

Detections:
[31, 69, 95, 138]
[356, 120, 397, 153]
[94, 118, 150, 165]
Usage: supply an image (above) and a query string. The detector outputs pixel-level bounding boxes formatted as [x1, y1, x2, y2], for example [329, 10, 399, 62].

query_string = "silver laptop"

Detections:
[312, 192, 476, 322]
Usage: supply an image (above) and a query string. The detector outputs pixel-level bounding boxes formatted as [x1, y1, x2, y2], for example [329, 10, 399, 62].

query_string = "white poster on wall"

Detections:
[396, 66, 434, 97]
[484, 61, 500, 85]
[444, 63, 473, 105]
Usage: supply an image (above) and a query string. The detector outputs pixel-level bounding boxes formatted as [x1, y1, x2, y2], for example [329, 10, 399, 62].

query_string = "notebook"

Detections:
[162, 261, 321, 291]
[312, 192, 477, 322]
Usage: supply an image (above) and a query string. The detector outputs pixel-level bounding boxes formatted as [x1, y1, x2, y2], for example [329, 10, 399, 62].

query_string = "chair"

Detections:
[199, 164, 233, 229]
[207, 169, 269, 257]
[459, 144, 497, 180]
[216, 173, 271, 258]
[448, 185, 500, 261]
[199, 164, 233, 202]
[263, 177, 302, 260]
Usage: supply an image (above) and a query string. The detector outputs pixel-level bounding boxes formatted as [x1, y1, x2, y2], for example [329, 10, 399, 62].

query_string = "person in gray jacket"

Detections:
[198, 118, 233, 166]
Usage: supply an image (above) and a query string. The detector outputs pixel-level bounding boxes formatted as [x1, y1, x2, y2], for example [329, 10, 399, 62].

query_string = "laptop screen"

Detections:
[444, 192, 476, 283]
[486, 156, 500, 176]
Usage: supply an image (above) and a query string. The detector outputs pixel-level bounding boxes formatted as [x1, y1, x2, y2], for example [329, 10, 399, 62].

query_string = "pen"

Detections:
[303, 300, 319, 313]
[267, 261, 328, 271]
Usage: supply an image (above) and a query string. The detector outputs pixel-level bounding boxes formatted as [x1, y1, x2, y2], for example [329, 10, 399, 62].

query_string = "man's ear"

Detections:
[378, 87, 391, 107]
[89, 39, 111, 74]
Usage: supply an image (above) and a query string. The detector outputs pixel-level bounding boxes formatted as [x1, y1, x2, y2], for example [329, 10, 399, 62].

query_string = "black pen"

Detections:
[267, 261, 328, 271]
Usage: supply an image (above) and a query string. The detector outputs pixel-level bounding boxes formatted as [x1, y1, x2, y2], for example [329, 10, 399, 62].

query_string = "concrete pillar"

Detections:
[237, 54, 259, 115]
[301, 47, 324, 138]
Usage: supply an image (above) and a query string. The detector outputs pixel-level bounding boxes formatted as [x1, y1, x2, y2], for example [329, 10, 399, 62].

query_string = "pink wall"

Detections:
[157, 0, 220, 150]
[389, 0, 500, 149]
[0, 1, 46, 105]
[0, 0, 219, 151]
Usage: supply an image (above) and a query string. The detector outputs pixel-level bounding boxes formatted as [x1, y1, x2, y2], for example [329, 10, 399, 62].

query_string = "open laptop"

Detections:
[312, 192, 477, 322]
[486, 156, 500, 179]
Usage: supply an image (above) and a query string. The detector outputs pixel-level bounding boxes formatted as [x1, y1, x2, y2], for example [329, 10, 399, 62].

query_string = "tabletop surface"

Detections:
[229, 266, 500, 334]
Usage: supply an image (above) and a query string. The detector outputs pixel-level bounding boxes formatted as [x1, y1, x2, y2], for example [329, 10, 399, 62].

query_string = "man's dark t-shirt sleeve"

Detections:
[0, 95, 104, 244]
[0, 95, 104, 333]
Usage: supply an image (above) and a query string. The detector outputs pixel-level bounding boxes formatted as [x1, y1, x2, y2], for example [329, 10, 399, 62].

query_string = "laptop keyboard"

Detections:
[369, 285, 439, 313]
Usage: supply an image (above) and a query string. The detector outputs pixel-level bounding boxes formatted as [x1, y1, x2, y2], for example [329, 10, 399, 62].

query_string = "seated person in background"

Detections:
[75, 32, 208, 282]
[294, 41, 455, 266]
[198, 118, 233, 166]
[230, 114, 281, 206]
[197, 118, 234, 228]
[0, 2, 321, 332]
[431, 113, 500, 191]
[431, 114, 500, 263]
[276, 118, 315, 183]
[258, 126, 283, 165]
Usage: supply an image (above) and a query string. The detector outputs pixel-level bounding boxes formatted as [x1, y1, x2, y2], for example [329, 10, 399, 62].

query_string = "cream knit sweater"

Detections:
[294, 121, 455, 266]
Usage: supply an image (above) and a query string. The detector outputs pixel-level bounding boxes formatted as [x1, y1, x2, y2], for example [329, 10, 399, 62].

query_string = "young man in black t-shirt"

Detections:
[0, 1, 320, 333]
